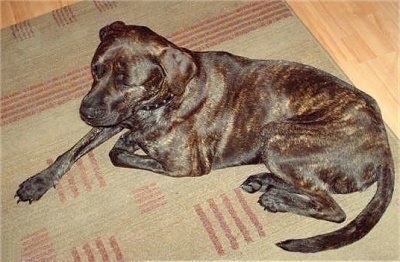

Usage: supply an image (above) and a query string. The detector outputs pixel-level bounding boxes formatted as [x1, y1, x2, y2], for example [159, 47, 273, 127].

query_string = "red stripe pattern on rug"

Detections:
[1, 66, 91, 126]
[0, 1, 292, 126]
[170, 1, 292, 51]
[20, 228, 57, 261]
[71, 235, 125, 262]
[11, 20, 34, 41]
[193, 188, 266, 256]
[132, 183, 167, 214]
[93, 0, 118, 12]
[52, 6, 77, 27]
[47, 151, 106, 203]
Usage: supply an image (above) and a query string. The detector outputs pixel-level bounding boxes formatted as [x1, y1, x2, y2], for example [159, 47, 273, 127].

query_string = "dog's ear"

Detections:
[159, 47, 197, 96]
[99, 21, 126, 41]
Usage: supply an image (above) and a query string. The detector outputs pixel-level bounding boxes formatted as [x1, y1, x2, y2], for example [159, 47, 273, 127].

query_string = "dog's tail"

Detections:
[277, 158, 395, 253]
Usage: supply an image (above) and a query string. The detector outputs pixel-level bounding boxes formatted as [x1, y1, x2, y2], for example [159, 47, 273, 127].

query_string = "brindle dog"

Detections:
[15, 21, 394, 253]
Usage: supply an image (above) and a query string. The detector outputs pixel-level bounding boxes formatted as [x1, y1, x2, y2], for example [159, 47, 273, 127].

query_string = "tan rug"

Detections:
[1, 1, 399, 260]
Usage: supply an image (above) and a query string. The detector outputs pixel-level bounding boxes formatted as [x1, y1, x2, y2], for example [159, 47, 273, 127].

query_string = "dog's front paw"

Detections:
[15, 169, 57, 204]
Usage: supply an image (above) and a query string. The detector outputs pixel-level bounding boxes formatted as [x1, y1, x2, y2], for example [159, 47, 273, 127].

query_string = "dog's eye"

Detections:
[92, 64, 108, 79]
[116, 74, 133, 88]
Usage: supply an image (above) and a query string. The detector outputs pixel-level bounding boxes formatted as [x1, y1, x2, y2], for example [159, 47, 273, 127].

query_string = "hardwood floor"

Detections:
[1, 1, 79, 27]
[1, 1, 399, 137]
[287, 0, 399, 138]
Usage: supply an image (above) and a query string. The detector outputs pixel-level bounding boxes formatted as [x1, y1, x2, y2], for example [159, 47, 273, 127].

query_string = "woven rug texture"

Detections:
[1, 1, 399, 260]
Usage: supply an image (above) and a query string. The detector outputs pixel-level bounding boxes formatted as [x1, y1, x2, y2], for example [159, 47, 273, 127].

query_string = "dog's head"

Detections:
[80, 21, 197, 127]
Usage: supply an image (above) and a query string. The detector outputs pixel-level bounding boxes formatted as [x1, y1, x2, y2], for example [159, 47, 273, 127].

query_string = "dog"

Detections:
[15, 21, 394, 253]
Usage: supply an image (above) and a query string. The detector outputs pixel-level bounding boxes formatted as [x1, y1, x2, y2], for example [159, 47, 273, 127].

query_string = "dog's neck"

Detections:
[140, 93, 175, 111]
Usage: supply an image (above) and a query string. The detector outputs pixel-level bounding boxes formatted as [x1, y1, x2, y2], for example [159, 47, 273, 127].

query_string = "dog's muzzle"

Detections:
[79, 95, 110, 126]
[80, 105, 106, 121]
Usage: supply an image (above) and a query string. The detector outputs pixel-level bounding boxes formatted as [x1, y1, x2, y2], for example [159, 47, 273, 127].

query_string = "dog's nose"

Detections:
[80, 106, 105, 120]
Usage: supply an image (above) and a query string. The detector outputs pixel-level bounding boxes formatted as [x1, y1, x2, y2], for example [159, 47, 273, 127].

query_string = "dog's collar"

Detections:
[141, 93, 175, 111]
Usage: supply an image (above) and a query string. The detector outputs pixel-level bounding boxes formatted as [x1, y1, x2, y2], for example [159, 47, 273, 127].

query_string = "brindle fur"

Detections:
[16, 21, 394, 253]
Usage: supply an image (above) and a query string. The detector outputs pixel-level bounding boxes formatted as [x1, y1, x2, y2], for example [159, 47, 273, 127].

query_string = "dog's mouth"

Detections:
[80, 110, 124, 127]
[80, 90, 176, 127]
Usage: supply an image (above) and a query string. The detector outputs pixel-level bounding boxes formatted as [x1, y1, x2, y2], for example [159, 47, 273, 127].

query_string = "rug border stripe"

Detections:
[172, 1, 286, 46]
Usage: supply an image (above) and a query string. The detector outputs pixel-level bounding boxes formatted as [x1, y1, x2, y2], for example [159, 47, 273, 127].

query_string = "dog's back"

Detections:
[190, 52, 390, 173]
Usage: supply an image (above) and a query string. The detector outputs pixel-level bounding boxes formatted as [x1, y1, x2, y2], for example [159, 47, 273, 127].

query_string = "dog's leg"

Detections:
[258, 187, 346, 223]
[16, 126, 123, 203]
[241, 172, 345, 222]
[252, 118, 375, 223]
[109, 132, 166, 174]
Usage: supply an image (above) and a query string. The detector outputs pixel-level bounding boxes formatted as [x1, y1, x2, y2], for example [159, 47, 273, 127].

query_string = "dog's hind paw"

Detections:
[241, 172, 301, 195]
[15, 169, 57, 204]
[240, 174, 265, 193]
[258, 191, 280, 213]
